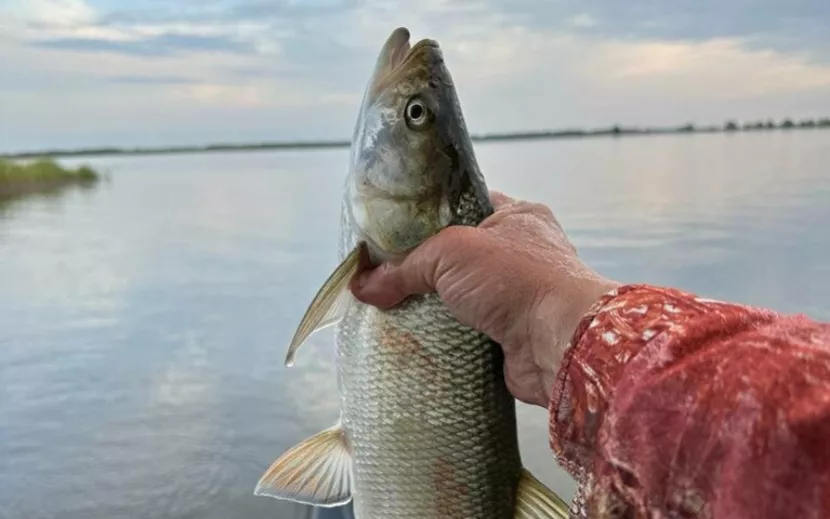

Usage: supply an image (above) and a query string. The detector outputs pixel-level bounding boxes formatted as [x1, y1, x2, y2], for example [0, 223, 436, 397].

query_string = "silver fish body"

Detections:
[255, 27, 569, 519]
[334, 30, 524, 516]
[336, 207, 522, 519]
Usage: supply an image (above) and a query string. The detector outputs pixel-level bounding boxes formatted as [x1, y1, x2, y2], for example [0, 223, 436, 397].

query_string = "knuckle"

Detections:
[528, 202, 555, 219]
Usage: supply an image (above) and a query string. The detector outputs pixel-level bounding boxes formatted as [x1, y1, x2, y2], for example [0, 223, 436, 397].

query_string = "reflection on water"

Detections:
[0, 131, 827, 519]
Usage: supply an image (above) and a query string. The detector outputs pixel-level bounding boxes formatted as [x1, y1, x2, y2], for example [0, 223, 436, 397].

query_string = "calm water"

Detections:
[1, 131, 828, 519]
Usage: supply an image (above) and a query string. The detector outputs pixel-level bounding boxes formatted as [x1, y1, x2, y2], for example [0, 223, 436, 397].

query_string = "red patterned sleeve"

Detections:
[548, 284, 830, 519]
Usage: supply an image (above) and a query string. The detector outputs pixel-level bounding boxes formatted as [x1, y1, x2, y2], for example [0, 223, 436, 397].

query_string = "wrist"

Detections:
[529, 270, 619, 406]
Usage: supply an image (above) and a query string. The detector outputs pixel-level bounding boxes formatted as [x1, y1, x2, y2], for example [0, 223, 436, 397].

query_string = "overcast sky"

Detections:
[1, 0, 828, 152]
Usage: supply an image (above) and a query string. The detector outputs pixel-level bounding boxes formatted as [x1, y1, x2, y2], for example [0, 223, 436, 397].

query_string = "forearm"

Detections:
[548, 284, 830, 518]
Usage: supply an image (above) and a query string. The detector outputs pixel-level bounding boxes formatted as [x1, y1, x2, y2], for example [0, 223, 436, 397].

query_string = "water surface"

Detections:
[1, 131, 828, 518]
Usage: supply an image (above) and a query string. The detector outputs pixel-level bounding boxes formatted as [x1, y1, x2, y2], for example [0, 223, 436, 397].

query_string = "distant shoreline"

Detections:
[4, 118, 828, 160]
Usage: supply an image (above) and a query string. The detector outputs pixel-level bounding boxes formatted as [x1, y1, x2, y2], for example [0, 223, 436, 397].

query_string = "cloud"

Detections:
[12, 0, 97, 26]
[32, 33, 255, 56]
[104, 75, 197, 85]
[588, 39, 830, 95]
[567, 13, 598, 28]
[1, 0, 829, 152]
[500, 0, 829, 61]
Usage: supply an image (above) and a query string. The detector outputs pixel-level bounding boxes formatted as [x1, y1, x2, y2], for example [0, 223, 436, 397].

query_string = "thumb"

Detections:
[350, 233, 448, 309]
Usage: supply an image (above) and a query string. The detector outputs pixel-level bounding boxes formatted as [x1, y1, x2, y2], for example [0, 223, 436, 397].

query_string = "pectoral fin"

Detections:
[514, 468, 570, 519]
[254, 423, 353, 507]
[284, 245, 362, 367]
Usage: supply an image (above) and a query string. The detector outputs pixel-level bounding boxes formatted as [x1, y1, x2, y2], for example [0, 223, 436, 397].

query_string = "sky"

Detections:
[1, 0, 829, 152]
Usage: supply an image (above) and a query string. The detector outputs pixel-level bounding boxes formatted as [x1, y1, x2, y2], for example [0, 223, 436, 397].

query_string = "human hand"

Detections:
[350, 191, 619, 408]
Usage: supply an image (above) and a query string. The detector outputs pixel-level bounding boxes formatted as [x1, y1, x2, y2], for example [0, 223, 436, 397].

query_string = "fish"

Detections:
[254, 27, 571, 519]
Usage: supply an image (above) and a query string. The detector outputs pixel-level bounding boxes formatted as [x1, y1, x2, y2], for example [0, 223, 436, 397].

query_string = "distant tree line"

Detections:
[724, 117, 830, 132]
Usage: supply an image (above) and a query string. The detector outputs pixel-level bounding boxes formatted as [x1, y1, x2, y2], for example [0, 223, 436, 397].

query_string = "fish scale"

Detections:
[337, 187, 519, 518]
[337, 291, 522, 519]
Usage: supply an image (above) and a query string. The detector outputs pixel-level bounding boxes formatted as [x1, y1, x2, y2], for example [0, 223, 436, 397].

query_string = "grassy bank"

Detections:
[0, 158, 101, 200]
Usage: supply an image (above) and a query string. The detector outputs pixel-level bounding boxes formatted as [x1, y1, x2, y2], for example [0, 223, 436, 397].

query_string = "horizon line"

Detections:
[4, 117, 828, 160]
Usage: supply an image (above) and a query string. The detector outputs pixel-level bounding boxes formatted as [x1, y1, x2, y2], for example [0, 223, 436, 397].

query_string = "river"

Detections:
[1, 130, 828, 518]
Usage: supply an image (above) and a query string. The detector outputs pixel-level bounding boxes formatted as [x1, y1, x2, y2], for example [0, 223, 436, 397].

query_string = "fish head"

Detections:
[346, 27, 491, 263]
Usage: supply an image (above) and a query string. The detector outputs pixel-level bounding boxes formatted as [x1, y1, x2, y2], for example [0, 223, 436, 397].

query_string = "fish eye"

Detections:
[404, 96, 431, 130]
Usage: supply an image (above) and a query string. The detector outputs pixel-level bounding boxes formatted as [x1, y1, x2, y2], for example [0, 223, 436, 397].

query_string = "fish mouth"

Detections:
[368, 27, 439, 99]
[385, 28, 438, 70]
